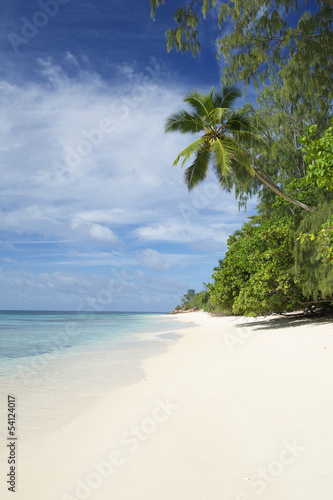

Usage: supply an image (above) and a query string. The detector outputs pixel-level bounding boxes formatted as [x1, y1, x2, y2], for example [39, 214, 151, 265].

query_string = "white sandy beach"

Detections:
[2, 311, 333, 500]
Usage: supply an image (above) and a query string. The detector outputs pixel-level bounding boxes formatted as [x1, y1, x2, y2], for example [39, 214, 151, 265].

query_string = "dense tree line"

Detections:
[151, 0, 333, 315]
[174, 114, 333, 316]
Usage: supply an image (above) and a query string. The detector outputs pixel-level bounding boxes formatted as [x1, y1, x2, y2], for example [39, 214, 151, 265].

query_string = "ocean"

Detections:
[0, 311, 192, 443]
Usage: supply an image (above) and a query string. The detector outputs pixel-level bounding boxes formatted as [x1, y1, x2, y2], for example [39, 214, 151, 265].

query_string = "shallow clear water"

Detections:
[0, 311, 189, 377]
[0, 311, 192, 443]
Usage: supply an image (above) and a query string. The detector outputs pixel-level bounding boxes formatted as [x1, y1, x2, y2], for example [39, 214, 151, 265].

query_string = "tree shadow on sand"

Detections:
[236, 314, 333, 332]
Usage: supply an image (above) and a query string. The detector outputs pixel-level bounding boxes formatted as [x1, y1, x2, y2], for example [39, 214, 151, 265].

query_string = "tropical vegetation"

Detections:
[151, 0, 333, 316]
[166, 86, 313, 211]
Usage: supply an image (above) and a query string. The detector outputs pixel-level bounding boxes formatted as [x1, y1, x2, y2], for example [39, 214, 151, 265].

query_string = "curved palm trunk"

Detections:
[253, 168, 313, 212]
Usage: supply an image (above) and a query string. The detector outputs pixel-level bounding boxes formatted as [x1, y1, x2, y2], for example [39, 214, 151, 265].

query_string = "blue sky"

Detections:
[0, 0, 258, 312]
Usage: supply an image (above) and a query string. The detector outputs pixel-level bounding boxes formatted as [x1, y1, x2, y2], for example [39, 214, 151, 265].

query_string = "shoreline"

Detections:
[0, 313, 191, 446]
[1, 311, 333, 499]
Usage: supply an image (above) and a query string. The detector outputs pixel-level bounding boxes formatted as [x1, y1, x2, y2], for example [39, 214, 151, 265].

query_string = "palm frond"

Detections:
[225, 112, 266, 150]
[165, 110, 204, 134]
[184, 90, 214, 117]
[183, 146, 211, 190]
[213, 86, 241, 110]
[225, 111, 252, 132]
[212, 138, 233, 177]
[206, 107, 228, 125]
[211, 160, 235, 192]
[231, 129, 266, 151]
[229, 146, 254, 176]
[172, 137, 206, 167]
[165, 83, 266, 194]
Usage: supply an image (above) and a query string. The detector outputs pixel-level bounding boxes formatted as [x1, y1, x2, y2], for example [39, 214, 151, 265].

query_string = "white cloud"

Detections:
[136, 218, 234, 246]
[0, 206, 65, 235]
[2, 257, 15, 263]
[0, 57, 190, 232]
[0, 265, 187, 311]
[88, 223, 119, 243]
[0, 57, 255, 310]
[136, 248, 170, 271]
[64, 52, 79, 66]
[70, 216, 122, 246]
[0, 57, 248, 239]
[75, 208, 156, 226]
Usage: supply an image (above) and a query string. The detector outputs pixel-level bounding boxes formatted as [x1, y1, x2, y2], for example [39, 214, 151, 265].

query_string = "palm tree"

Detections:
[165, 86, 313, 212]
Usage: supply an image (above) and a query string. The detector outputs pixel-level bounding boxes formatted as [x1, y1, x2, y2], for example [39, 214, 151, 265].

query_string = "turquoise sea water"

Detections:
[0, 311, 189, 377]
[0, 311, 192, 443]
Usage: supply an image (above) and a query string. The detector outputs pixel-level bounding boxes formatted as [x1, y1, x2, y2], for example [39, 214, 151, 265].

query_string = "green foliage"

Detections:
[150, 0, 165, 20]
[180, 288, 197, 309]
[208, 214, 305, 315]
[165, 85, 261, 190]
[203, 185, 333, 316]
[218, 1, 333, 91]
[193, 289, 210, 309]
[294, 122, 333, 276]
[150, 0, 333, 92]
[150, 0, 218, 56]
[152, 0, 333, 316]
[300, 119, 333, 191]
[175, 286, 217, 312]
[294, 201, 333, 298]
[317, 218, 333, 264]
[166, 84, 314, 211]
[266, 177, 324, 217]
[236, 75, 332, 210]
[298, 217, 333, 265]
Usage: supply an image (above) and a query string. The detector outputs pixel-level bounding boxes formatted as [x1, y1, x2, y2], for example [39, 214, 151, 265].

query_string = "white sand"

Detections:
[1, 311, 333, 499]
